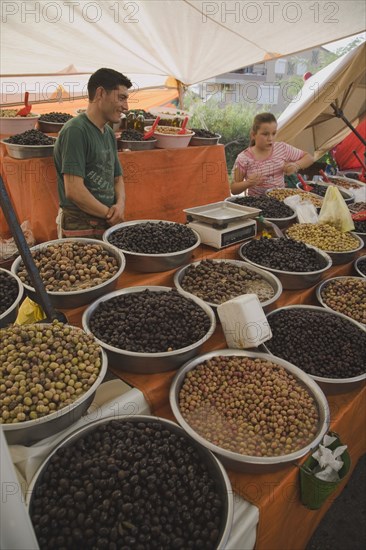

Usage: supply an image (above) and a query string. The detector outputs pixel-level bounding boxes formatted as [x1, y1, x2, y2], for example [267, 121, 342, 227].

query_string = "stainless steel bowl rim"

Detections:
[354, 255, 366, 278]
[82, 285, 216, 358]
[266, 305, 366, 384]
[103, 220, 201, 257]
[296, 181, 355, 200]
[25, 414, 234, 549]
[225, 196, 297, 222]
[173, 258, 282, 308]
[0, 267, 24, 321]
[38, 120, 67, 125]
[169, 348, 330, 465]
[1, 325, 108, 431]
[239, 240, 333, 276]
[1, 138, 56, 148]
[315, 276, 366, 326]
[11, 238, 126, 296]
[285, 230, 364, 255]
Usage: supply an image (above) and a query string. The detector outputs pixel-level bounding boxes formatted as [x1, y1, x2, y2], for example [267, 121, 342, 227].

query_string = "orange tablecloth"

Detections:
[62, 242, 366, 550]
[0, 144, 230, 243]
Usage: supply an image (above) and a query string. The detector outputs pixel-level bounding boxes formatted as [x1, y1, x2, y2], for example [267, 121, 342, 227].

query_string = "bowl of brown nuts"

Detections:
[144, 125, 195, 149]
[174, 259, 282, 312]
[82, 286, 216, 373]
[0, 322, 107, 445]
[170, 349, 329, 472]
[264, 305, 366, 393]
[316, 276, 366, 326]
[11, 238, 125, 309]
[0, 268, 24, 328]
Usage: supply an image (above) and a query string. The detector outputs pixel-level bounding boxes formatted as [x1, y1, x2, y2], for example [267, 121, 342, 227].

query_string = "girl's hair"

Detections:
[250, 112, 277, 146]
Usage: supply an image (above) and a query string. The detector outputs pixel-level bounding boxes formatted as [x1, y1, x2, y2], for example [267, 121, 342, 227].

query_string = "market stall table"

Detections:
[57, 242, 366, 550]
[0, 144, 230, 243]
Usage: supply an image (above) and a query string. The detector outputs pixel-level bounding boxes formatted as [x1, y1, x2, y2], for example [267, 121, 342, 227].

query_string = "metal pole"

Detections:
[0, 175, 66, 322]
[331, 103, 366, 147]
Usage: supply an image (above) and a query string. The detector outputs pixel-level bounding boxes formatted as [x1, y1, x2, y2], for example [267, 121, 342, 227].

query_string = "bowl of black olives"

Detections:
[27, 415, 234, 550]
[37, 112, 73, 133]
[103, 220, 201, 272]
[1, 129, 56, 159]
[189, 128, 221, 146]
[82, 286, 216, 373]
[0, 268, 23, 328]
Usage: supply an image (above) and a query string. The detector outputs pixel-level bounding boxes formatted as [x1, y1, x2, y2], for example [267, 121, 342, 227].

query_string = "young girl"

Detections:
[231, 112, 314, 196]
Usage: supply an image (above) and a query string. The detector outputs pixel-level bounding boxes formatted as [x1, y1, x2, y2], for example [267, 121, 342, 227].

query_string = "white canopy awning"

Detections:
[1, 0, 365, 85]
[277, 42, 366, 159]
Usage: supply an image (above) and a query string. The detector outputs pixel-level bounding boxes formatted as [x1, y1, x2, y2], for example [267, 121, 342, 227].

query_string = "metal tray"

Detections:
[1, 138, 56, 159]
[184, 201, 261, 227]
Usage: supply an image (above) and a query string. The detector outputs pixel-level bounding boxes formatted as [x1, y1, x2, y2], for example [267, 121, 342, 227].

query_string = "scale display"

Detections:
[187, 219, 257, 249]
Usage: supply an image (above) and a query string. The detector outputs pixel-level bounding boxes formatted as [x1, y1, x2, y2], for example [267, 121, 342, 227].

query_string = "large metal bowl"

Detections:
[0, 268, 24, 328]
[1, 137, 56, 159]
[82, 286, 216, 373]
[239, 240, 332, 289]
[316, 276, 366, 326]
[170, 349, 329, 473]
[225, 195, 297, 229]
[189, 133, 221, 146]
[103, 220, 201, 273]
[265, 305, 366, 394]
[296, 181, 355, 204]
[1, 325, 108, 445]
[174, 259, 282, 312]
[11, 238, 126, 309]
[117, 137, 157, 151]
[285, 229, 364, 266]
[354, 255, 366, 278]
[27, 415, 233, 550]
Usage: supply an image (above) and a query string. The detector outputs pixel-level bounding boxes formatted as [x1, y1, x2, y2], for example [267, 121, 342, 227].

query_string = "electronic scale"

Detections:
[184, 201, 260, 249]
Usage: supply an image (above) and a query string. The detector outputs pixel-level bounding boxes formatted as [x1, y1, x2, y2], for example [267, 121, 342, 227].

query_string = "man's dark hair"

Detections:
[88, 68, 132, 100]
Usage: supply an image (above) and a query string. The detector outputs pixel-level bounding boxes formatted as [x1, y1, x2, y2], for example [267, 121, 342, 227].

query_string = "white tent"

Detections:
[1, 0, 365, 86]
[277, 42, 366, 159]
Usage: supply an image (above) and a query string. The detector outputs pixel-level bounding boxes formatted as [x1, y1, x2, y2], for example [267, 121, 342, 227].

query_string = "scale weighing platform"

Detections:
[184, 201, 261, 249]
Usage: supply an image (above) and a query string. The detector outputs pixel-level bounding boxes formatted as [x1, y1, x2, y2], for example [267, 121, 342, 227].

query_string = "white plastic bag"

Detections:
[318, 186, 355, 232]
[0, 221, 35, 260]
[283, 195, 319, 224]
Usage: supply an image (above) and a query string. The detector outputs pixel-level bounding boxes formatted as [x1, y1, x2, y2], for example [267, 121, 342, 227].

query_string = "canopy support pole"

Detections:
[331, 103, 366, 147]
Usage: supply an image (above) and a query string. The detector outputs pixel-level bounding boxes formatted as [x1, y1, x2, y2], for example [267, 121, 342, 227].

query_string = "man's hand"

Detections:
[106, 203, 125, 226]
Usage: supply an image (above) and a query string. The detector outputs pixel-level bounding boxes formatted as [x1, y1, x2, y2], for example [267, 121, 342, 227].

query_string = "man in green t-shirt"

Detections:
[54, 68, 132, 238]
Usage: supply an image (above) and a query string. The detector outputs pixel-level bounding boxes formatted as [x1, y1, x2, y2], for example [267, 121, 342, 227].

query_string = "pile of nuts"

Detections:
[0, 271, 19, 316]
[320, 277, 366, 324]
[178, 355, 320, 457]
[30, 419, 225, 550]
[88, 289, 211, 353]
[0, 109, 37, 118]
[154, 126, 194, 135]
[179, 260, 275, 304]
[0, 322, 103, 424]
[242, 237, 326, 272]
[231, 195, 294, 218]
[287, 223, 360, 252]
[326, 176, 362, 190]
[268, 188, 323, 207]
[16, 241, 119, 292]
[107, 222, 197, 254]
[266, 309, 366, 378]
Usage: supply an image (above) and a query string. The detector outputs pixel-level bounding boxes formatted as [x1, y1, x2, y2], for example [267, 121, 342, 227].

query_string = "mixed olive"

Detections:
[287, 223, 360, 252]
[320, 277, 366, 324]
[179, 355, 319, 457]
[0, 271, 19, 316]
